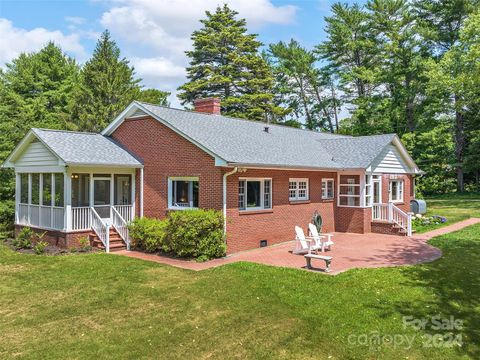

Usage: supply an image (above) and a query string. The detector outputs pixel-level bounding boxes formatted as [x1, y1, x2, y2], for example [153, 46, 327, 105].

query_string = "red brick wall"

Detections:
[15, 225, 90, 249]
[111, 116, 224, 218]
[225, 169, 338, 253]
[381, 174, 413, 212]
[335, 207, 372, 233]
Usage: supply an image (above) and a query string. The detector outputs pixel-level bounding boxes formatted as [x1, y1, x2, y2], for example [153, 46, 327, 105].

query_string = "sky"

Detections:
[0, 0, 363, 107]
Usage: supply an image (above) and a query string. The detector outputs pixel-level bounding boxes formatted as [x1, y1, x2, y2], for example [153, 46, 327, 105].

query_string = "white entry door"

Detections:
[373, 175, 382, 204]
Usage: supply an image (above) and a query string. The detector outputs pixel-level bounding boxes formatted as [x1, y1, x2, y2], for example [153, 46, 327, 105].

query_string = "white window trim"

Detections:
[322, 178, 335, 199]
[289, 178, 309, 201]
[372, 174, 382, 204]
[239, 177, 272, 211]
[389, 179, 404, 203]
[167, 177, 199, 210]
[337, 172, 369, 208]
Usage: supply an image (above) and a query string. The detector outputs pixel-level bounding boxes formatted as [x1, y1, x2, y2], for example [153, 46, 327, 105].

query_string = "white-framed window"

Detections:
[289, 178, 309, 201]
[168, 177, 199, 209]
[239, 178, 272, 211]
[322, 178, 334, 199]
[365, 175, 373, 207]
[338, 175, 361, 206]
[389, 179, 404, 203]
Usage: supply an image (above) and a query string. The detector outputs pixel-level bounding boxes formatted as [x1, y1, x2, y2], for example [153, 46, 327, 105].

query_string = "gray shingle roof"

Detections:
[32, 128, 142, 167]
[134, 102, 398, 170]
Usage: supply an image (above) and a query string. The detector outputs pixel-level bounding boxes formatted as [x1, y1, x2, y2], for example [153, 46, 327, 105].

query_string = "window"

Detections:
[338, 175, 360, 206]
[168, 177, 199, 209]
[289, 178, 309, 201]
[364, 175, 373, 207]
[31, 174, 40, 205]
[20, 174, 28, 204]
[114, 175, 131, 205]
[42, 173, 52, 206]
[322, 179, 334, 199]
[239, 178, 272, 211]
[71, 174, 90, 207]
[389, 179, 404, 203]
[54, 174, 64, 207]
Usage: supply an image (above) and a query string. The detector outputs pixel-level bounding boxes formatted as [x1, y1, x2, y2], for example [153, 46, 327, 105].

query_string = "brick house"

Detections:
[3, 98, 422, 253]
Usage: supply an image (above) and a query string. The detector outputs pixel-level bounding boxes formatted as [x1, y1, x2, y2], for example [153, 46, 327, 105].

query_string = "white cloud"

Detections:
[100, 0, 297, 101]
[0, 18, 86, 66]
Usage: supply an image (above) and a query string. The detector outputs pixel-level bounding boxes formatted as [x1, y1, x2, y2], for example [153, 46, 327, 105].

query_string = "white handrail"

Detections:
[114, 205, 133, 221]
[372, 203, 412, 236]
[90, 207, 109, 253]
[112, 206, 130, 250]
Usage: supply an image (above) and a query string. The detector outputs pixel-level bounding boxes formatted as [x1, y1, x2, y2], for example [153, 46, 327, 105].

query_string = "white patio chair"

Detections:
[308, 223, 334, 252]
[293, 226, 322, 254]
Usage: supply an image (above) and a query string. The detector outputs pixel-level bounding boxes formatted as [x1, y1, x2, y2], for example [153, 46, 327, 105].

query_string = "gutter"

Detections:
[222, 167, 239, 238]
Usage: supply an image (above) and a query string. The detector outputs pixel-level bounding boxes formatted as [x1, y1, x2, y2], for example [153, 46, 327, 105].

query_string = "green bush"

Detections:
[78, 237, 92, 252]
[128, 217, 168, 253]
[13, 227, 34, 249]
[165, 209, 225, 260]
[33, 241, 48, 255]
[0, 200, 14, 238]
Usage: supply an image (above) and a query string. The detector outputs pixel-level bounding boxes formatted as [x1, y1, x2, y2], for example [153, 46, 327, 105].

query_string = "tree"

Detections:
[136, 89, 170, 106]
[71, 30, 140, 132]
[178, 4, 283, 121]
[367, 0, 429, 134]
[415, 0, 480, 191]
[267, 39, 339, 132]
[0, 42, 79, 208]
[316, 2, 380, 132]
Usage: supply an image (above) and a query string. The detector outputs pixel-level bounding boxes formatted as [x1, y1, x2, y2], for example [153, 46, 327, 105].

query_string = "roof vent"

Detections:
[194, 98, 221, 115]
[264, 126, 269, 133]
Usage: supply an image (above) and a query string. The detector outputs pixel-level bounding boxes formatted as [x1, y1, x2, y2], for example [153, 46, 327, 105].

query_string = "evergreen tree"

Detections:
[137, 89, 170, 106]
[178, 4, 282, 121]
[71, 30, 140, 132]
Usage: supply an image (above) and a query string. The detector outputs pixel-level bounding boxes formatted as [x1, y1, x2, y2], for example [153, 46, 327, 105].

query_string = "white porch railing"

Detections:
[114, 205, 133, 221]
[372, 203, 412, 236]
[71, 207, 91, 230]
[112, 207, 130, 250]
[91, 207, 109, 253]
[17, 204, 65, 230]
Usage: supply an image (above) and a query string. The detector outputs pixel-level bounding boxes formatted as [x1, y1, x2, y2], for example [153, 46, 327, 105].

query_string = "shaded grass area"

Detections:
[1, 224, 480, 359]
[413, 194, 480, 233]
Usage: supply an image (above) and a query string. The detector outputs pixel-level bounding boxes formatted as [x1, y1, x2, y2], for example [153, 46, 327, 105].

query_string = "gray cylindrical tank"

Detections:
[410, 199, 427, 214]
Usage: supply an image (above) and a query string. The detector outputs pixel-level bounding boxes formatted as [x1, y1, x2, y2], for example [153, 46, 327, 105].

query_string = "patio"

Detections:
[115, 218, 480, 274]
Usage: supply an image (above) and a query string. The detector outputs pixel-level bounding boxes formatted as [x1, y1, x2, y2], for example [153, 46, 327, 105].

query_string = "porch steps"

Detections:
[89, 228, 126, 252]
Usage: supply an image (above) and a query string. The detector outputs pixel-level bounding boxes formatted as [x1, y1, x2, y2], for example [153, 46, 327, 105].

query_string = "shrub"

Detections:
[33, 241, 48, 255]
[164, 209, 225, 260]
[128, 217, 168, 253]
[0, 200, 14, 239]
[13, 227, 34, 249]
[78, 237, 92, 252]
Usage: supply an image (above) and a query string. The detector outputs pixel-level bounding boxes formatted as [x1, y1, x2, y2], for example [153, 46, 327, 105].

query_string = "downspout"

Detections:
[223, 167, 239, 237]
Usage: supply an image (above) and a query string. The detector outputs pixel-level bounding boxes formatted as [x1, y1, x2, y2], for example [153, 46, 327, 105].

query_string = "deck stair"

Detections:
[89, 227, 126, 252]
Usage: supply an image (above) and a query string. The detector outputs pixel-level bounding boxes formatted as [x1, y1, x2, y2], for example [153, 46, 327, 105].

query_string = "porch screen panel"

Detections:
[114, 175, 131, 205]
[71, 174, 90, 207]
[20, 174, 28, 204]
[54, 174, 64, 207]
[42, 173, 52, 206]
[31, 174, 40, 205]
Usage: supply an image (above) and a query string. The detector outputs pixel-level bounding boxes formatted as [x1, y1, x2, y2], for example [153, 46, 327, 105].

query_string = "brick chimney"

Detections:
[193, 98, 221, 115]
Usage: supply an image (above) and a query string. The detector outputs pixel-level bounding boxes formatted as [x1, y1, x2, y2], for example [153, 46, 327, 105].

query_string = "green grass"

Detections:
[413, 194, 480, 233]
[1, 224, 480, 359]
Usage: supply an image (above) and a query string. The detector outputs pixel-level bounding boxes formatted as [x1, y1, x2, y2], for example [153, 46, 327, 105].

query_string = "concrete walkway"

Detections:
[115, 218, 480, 274]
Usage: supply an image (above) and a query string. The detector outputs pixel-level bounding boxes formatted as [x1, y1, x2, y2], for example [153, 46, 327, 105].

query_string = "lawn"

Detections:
[413, 193, 480, 233]
[1, 224, 480, 359]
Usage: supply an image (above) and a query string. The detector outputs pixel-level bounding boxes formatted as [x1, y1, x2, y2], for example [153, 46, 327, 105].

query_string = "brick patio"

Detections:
[115, 218, 480, 274]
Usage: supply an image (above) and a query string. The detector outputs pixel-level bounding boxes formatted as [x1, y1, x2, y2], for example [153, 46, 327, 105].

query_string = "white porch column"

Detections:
[139, 167, 144, 218]
[15, 173, 20, 224]
[64, 170, 72, 231]
[28, 173, 32, 224]
[360, 172, 366, 207]
[110, 173, 114, 220]
[89, 173, 94, 208]
[131, 170, 136, 220]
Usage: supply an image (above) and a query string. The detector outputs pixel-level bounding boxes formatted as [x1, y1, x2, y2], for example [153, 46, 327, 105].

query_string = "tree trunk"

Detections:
[405, 75, 415, 132]
[476, 170, 479, 193]
[331, 85, 339, 132]
[312, 84, 334, 133]
[454, 94, 465, 193]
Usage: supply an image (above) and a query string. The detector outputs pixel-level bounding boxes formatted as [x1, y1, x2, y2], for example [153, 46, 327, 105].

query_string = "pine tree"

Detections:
[178, 4, 282, 121]
[71, 30, 140, 132]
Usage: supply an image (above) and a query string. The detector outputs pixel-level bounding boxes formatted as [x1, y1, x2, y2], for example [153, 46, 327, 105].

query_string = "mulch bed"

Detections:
[3, 238, 100, 255]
